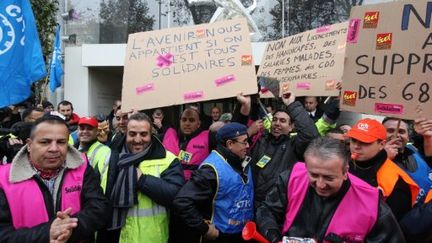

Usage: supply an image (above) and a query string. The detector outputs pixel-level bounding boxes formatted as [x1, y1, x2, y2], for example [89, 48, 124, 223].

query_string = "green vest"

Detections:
[68, 135, 74, 145]
[315, 117, 336, 137]
[119, 151, 176, 243]
[86, 141, 111, 193]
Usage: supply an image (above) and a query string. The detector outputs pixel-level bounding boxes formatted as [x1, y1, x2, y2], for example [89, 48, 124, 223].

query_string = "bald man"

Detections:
[163, 108, 212, 180]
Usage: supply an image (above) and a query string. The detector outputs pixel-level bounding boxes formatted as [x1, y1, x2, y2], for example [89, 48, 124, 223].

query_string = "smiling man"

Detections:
[107, 112, 184, 243]
[236, 91, 319, 209]
[57, 100, 80, 132]
[257, 137, 404, 243]
[77, 116, 113, 194]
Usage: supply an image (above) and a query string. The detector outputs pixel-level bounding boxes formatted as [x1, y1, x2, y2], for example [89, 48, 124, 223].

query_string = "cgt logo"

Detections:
[376, 33, 392, 50]
[357, 122, 369, 132]
[241, 55, 252, 65]
[343, 91, 357, 106]
[363, 11, 379, 28]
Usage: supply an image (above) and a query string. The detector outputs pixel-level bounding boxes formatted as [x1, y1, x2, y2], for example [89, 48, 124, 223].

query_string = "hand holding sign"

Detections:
[282, 91, 295, 106]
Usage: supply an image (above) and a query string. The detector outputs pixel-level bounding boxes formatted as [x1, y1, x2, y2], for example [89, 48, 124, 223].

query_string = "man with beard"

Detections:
[57, 100, 80, 132]
[107, 113, 184, 243]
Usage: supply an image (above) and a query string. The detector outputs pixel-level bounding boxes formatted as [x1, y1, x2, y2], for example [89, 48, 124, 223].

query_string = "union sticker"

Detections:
[241, 55, 252, 65]
[376, 33, 392, 50]
[363, 11, 379, 28]
[343, 91, 357, 106]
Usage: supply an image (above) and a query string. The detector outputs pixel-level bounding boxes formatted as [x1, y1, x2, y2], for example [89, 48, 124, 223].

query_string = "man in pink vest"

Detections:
[163, 108, 211, 180]
[0, 115, 108, 242]
[256, 137, 405, 243]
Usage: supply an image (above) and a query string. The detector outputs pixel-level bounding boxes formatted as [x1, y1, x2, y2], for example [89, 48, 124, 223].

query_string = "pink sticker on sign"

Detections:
[296, 82, 311, 90]
[184, 91, 204, 101]
[347, 18, 361, 44]
[156, 53, 173, 67]
[375, 103, 404, 114]
[215, 75, 236, 86]
[136, 83, 155, 95]
[316, 25, 331, 33]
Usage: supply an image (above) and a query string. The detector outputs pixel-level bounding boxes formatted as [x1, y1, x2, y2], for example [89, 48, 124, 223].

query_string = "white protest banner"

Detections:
[341, 0, 432, 119]
[121, 18, 257, 111]
[258, 22, 348, 97]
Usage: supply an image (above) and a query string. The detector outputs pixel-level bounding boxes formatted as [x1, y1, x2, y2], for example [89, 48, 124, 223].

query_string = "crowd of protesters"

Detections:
[0, 88, 432, 243]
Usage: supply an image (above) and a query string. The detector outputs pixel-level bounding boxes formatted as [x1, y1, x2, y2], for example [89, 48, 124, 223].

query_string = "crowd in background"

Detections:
[1, 90, 432, 243]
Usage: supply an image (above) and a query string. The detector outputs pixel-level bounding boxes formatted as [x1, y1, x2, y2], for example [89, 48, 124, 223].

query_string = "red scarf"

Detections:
[29, 156, 61, 180]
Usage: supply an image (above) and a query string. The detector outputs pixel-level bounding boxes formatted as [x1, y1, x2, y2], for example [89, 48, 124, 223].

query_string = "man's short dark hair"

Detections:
[57, 100, 74, 110]
[30, 115, 69, 138]
[382, 117, 409, 127]
[22, 107, 44, 121]
[273, 109, 292, 124]
[128, 112, 152, 125]
[382, 117, 411, 136]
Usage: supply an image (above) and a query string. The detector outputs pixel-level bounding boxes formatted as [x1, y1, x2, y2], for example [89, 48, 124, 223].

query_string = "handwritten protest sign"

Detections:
[121, 18, 257, 111]
[341, 0, 432, 119]
[257, 22, 348, 97]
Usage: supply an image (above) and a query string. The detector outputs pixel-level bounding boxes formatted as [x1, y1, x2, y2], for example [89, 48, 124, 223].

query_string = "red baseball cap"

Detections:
[78, 116, 98, 128]
[346, 118, 387, 143]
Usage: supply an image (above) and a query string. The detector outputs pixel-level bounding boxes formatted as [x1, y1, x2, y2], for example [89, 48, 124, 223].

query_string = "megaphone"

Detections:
[242, 221, 270, 243]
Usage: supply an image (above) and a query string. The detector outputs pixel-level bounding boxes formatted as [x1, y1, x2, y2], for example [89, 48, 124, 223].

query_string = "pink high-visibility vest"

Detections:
[282, 162, 378, 242]
[0, 155, 87, 229]
[163, 128, 209, 180]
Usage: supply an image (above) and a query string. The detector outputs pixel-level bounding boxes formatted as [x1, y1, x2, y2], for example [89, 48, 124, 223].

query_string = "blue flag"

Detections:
[0, 0, 47, 108]
[49, 25, 63, 93]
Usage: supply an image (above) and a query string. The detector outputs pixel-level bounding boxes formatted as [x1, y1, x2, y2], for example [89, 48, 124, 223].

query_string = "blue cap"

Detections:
[216, 122, 248, 142]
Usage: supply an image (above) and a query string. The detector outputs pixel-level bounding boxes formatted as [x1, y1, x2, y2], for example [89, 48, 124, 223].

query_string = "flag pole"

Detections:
[39, 58, 53, 105]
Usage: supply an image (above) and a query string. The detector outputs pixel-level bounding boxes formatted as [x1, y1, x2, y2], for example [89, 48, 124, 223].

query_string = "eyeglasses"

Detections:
[232, 139, 249, 146]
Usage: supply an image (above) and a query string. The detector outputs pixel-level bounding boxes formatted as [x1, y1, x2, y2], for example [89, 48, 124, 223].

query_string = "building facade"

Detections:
[58, 0, 392, 119]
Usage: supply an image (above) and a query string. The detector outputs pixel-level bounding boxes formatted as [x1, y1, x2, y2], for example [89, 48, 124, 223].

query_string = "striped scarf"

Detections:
[109, 143, 151, 229]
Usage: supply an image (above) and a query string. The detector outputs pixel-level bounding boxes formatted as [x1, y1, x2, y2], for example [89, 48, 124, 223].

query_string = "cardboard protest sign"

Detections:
[258, 22, 348, 97]
[341, 0, 432, 120]
[121, 18, 257, 111]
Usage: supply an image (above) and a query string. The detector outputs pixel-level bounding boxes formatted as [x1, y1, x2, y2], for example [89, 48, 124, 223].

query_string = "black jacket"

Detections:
[0, 146, 109, 242]
[349, 150, 412, 220]
[257, 169, 406, 243]
[393, 144, 432, 242]
[173, 145, 251, 243]
[250, 101, 319, 208]
[98, 136, 185, 243]
[113, 136, 185, 208]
